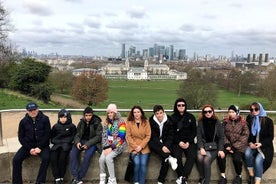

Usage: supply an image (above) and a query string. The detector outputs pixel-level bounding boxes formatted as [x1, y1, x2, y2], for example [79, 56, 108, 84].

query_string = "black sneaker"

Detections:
[182, 177, 188, 184]
[233, 176, 242, 184]
[198, 177, 205, 184]
[218, 176, 227, 184]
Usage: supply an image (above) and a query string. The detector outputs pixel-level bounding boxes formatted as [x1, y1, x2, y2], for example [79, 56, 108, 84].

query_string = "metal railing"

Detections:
[1, 109, 276, 146]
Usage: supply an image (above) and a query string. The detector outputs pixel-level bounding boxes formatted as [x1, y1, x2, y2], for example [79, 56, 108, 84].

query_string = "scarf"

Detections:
[251, 103, 266, 136]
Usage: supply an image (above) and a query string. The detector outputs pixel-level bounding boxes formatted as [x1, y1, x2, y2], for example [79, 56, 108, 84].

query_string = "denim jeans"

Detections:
[131, 153, 150, 184]
[70, 141, 96, 181]
[245, 147, 264, 179]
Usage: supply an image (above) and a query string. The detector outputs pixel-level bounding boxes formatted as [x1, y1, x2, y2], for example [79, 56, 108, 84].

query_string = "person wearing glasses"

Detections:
[245, 102, 274, 184]
[171, 98, 197, 184]
[217, 105, 249, 184]
[196, 104, 225, 184]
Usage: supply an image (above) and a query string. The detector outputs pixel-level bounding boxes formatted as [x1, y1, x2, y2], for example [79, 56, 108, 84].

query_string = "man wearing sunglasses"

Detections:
[171, 98, 197, 184]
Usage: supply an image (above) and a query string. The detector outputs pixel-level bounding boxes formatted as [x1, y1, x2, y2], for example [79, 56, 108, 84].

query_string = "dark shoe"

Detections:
[233, 176, 242, 184]
[248, 176, 254, 184]
[182, 177, 188, 184]
[71, 179, 79, 184]
[198, 177, 205, 184]
[218, 176, 227, 184]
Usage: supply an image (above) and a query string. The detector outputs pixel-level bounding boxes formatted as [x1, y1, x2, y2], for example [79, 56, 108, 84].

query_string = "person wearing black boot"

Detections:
[217, 105, 249, 184]
[51, 109, 76, 184]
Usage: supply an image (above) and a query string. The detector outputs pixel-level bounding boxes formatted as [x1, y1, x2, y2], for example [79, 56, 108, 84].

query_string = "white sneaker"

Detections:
[158, 182, 163, 184]
[176, 176, 183, 184]
[168, 156, 178, 170]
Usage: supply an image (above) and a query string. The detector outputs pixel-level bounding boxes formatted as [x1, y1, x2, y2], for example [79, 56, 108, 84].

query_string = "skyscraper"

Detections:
[121, 43, 126, 58]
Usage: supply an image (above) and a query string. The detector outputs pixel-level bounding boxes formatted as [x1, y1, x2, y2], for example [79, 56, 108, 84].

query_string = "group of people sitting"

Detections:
[11, 99, 274, 184]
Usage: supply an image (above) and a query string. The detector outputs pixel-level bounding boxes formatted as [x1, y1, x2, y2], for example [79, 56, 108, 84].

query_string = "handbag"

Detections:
[124, 154, 134, 182]
[203, 126, 217, 151]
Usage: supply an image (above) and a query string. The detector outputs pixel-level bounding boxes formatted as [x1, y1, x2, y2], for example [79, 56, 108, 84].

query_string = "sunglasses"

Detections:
[177, 104, 185, 107]
[250, 108, 259, 112]
[203, 110, 213, 114]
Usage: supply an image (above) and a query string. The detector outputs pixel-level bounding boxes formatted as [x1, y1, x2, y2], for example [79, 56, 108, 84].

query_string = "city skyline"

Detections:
[4, 0, 276, 57]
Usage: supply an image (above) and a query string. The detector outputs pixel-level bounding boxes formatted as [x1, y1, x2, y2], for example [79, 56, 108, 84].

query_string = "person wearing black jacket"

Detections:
[51, 109, 76, 184]
[148, 105, 178, 184]
[12, 102, 51, 184]
[69, 106, 103, 184]
[171, 98, 197, 184]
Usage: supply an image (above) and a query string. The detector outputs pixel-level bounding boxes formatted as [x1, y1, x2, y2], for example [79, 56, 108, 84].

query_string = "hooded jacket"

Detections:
[51, 111, 77, 151]
[74, 114, 103, 152]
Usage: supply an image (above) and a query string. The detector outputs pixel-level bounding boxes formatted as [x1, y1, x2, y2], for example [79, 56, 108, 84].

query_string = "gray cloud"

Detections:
[23, 2, 52, 16]
[127, 6, 146, 19]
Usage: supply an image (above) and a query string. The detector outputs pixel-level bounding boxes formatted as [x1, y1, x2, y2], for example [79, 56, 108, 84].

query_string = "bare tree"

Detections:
[71, 72, 108, 105]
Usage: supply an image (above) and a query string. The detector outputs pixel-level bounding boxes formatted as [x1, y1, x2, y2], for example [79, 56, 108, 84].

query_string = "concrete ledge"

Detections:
[0, 138, 276, 184]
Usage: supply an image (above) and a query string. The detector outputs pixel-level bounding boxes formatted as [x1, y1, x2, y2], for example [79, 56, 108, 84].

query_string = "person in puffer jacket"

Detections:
[50, 109, 76, 184]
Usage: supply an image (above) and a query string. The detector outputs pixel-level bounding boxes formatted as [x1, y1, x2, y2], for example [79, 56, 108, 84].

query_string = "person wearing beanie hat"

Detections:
[228, 105, 240, 115]
[83, 106, 93, 114]
[50, 109, 76, 184]
[99, 104, 126, 184]
[107, 104, 118, 114]
[12, 102, 51, 184]
[69, 106, 103, 184]
[217, 105, 249, 184]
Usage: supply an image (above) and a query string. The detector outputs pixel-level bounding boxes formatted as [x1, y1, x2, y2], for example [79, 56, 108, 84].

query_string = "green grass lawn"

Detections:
[0, 80, 271, 111]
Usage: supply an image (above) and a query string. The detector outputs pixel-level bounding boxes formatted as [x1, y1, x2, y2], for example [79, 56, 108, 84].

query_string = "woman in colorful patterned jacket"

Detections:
[99, 104, 126, 184]
[217, 105, 249, 184]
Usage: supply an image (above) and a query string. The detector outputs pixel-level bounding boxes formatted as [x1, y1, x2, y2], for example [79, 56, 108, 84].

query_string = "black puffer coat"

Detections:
[51, 111, 77, 151]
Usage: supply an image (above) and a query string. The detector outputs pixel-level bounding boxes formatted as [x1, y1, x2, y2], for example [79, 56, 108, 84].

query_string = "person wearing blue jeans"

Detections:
[126, 105, 151, 184]
[245, 102, 274, 184]
[12, 102, 51, 184]
[70, 107, 103, 184]
[132, 153, 150, 184]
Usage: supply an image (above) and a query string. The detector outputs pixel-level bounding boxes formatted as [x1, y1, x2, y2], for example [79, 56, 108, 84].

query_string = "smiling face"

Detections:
[154, 109, 165, 123]
[133, 108, 142, 121]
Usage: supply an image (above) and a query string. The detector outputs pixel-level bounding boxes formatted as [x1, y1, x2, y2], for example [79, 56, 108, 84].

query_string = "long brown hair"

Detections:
[198, 104, 219, 121]
[127, 105, 148, 126]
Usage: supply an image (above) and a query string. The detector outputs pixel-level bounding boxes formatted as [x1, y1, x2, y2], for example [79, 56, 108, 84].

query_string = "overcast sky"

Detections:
[3, 0, 276, 57]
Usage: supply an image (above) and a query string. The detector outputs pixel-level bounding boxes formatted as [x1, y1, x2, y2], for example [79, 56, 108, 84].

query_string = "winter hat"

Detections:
[58, 109, 69, 118]
[228, 105, 239, 115]
[26, 102, 38, 111]
[107, 104, 118, 113]
[83, 106, 93, 114]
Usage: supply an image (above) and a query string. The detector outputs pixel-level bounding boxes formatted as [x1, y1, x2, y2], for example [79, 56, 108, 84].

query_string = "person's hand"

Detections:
[218, 151, 225, 158]
[81, 145, 88, 150]
[226, 146, 233, 153]
[200, 148, 206, 156]
[255, 143, 262, 148]
[76, 143, 82, 150]
[162, 146, 170, 153]
[135, 145, 142, 153]
[104, 147, 112, 156]
[30, 148, 37, 155]
[179, 141, 189, 149]
[34, 147, 41, 154]
[249, 142, 257, 149]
